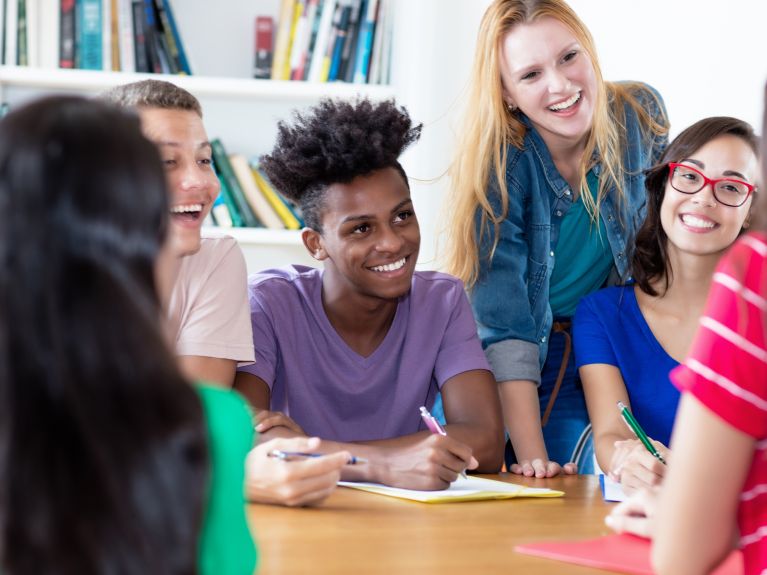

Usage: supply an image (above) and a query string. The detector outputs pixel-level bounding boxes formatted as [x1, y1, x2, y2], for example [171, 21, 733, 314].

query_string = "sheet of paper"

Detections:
[599, 474, 627, 502]
[338, 475, 563, 503]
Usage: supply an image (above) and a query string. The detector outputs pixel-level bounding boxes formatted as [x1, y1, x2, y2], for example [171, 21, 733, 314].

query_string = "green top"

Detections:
[549, 170, 614, 317]
[195, 383, 258, 575]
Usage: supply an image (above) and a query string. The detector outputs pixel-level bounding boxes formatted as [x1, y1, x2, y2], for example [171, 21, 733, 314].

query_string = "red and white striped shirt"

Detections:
[671, 232, 767, 575]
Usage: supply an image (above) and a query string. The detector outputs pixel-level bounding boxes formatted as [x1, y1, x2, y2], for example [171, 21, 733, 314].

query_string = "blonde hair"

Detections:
[443, 0, 667, 288]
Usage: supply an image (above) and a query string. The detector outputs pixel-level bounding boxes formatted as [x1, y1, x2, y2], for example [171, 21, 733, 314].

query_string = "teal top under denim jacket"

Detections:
[471, 82, 668, 385]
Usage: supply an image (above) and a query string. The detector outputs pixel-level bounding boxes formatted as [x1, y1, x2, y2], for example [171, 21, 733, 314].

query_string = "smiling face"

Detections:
[305, 167, 420, 303]
[500, 16, 597, 149]
[660, 134, 757, 258]
[139, 107, 219, 257]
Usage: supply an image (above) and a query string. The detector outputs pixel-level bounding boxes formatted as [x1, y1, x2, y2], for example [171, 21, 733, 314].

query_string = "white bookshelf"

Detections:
[0, 1, 489, 274]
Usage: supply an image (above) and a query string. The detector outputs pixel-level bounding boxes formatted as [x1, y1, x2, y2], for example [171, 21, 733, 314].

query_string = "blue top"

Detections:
[573, 285, 680, 446]
[549, 169, 613, 317]
[471, 82, 668, 385]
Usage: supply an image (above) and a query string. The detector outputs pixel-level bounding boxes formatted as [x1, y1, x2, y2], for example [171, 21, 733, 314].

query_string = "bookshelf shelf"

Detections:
[0, 66, 397, 102]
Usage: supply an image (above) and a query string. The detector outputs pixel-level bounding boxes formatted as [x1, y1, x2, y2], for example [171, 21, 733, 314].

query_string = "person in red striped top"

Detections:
[607, 88, 767, 575]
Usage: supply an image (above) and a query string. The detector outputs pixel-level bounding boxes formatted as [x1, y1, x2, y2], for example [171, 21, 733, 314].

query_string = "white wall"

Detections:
[391, 0, 767, 269]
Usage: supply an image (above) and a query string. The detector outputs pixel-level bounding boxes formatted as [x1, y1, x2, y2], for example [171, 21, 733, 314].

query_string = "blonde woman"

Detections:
[444, 0, 668, 476]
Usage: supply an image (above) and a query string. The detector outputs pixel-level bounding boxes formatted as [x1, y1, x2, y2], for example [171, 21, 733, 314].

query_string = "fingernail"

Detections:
[255, 424, 265, 431]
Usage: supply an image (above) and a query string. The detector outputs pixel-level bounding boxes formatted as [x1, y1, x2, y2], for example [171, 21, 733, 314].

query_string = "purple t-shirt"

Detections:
[238, 265, 490, 442]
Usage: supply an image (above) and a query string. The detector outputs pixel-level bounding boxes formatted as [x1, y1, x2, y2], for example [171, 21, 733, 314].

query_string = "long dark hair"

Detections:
[631, 116, 758, 296]
[0, 96, 208, 574]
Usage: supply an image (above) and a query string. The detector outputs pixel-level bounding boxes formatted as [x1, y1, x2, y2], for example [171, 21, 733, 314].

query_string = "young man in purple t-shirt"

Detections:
[235, 99, 504, 490]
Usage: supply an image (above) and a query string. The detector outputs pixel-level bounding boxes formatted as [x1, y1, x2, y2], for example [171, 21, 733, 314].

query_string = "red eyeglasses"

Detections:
[668, 162, 756, 208]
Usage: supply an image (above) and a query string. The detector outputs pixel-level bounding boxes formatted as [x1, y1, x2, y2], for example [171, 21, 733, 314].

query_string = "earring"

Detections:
[506, 102, 517, 112]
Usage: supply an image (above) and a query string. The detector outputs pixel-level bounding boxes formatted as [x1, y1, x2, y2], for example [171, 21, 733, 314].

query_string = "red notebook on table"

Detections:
[515, 533, 742, 575]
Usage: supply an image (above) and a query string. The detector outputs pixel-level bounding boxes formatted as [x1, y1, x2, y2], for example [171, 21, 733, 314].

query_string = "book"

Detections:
[338, 475, 564, 504]
[25, 0, 38, 67]
[16, 0, 25, 66]
[289, 0, 318, 81]
[116, 0, 134, 71]
[306, 0, 335, 82]
[153, 0, 180, 74]
[214, 172, 243, 228]
[210, 139, 261, 228]
[515, 534, 743, 575]
[78, 0, 103, 70]
[300, 0, 323, 80]
[253, 15, 273, 79]
[352, 0, 377, 83]
[130, 0, 148, 72]
[229, 154, 282, 229]
[210, 192, 233, 228]
[102, 0, 112, 70]
[57, 0, 74, 68]
[270, 0, 294, 80]
[141, 0, 162, 73]
[599, 473, 626, 503]
[159, 0, 190, 74]
[251, 165, 302, 230]
[42, 0, 63, 69]
[338, 0, 361, 82]
[327, 1, 351, 81]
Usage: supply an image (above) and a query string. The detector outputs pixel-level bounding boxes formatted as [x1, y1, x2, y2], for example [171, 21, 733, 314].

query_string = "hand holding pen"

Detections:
[610, 402, 669, 494]
[246, 437, 350, 507]
[420, 406, 471, 480]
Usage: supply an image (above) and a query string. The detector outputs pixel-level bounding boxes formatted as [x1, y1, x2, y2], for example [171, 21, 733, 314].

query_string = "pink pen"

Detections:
[419, 406, 467, 478]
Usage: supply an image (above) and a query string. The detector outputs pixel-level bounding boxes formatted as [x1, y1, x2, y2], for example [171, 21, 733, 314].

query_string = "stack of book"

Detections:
[254, 0, 392, 85]
[4, 0, 192, 74]
[209, 138, 304, 231]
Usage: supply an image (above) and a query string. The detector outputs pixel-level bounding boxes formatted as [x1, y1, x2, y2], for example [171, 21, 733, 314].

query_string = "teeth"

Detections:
[549, 92, 580, 111]
[371, 257, 406, 272]
[171, 204, 203, 214]
[681, 214, 716, 229]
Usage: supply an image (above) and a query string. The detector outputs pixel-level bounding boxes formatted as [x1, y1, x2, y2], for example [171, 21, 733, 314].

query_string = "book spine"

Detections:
[253, 15, 273, 79]
[230, 154, 283, 229]
[252, 165, 302, 230]
[130, 0, 148, 72]
[210, 139, 261, 228]
[153, 0, 180, 74]
[141, 0, 161, 72]
[210, 192, 234, 228]
[78, 0, 102, 70]
[16, 0, 25, 65]
[25, 0, 38, 67]
[289, 0, 317, 81]
[327, 3, 350, 81]
[116, 0, 134, 71]
[306, 0, 335, 82]
[339, 0, 361, 83]
[214, 172, 244, 228]
[159, 0, 189, 74]
[282, 0, 303, 80]
[40, 0, 59, 69]
[352, 0, 377, 83]
[367, 0, 384, 84]
[101, 0, 110, 69]
[270, 0, 294, 80]
[58, 0, 75, 68]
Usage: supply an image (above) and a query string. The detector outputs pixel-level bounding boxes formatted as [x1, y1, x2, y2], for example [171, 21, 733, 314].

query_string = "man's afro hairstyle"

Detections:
[260, 98, 422, 204]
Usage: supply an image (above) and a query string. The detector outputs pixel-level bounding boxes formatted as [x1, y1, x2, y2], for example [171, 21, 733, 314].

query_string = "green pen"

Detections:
[616, 401, 667, 465]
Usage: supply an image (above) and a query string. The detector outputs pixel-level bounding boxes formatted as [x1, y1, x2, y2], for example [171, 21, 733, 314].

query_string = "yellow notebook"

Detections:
[338, 475, 564, 503]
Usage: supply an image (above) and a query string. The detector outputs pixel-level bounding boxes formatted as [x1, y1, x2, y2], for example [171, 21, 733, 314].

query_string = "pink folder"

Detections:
[515, 533, 742, 575]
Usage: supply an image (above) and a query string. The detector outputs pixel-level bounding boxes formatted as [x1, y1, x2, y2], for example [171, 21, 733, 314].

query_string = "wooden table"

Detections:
[248, 474, 615, 574]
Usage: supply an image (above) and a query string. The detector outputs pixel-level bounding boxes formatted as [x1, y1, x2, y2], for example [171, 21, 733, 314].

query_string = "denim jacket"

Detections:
[471, 83, 668, 385]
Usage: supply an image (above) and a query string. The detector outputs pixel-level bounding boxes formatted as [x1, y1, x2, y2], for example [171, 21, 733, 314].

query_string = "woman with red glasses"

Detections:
[573, 116, 757, 493]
